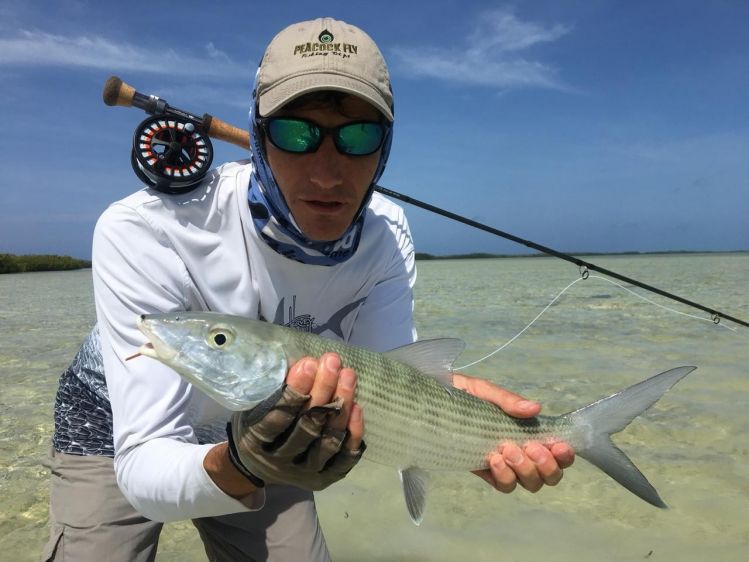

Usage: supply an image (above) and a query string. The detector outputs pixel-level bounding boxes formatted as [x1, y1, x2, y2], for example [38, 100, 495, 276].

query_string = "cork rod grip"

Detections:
[202, 114, 250, 150]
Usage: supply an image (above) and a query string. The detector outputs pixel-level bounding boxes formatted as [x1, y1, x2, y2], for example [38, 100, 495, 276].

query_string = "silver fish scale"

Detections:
[290, 331, 580, 471]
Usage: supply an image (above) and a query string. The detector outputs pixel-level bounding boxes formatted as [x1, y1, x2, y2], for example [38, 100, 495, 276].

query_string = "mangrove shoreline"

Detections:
[1, 251, 745, 273]
[0, 254, 92, 274]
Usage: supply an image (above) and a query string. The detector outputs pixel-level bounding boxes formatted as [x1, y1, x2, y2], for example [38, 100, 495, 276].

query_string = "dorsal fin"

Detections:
[385, 338, 465, 387]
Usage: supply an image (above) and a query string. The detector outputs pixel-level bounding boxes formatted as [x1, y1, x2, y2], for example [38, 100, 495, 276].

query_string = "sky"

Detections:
[1, 0, 747, 259]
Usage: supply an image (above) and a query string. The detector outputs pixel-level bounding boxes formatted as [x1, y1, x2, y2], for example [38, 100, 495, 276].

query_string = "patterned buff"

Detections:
[247, 80, 393, 266]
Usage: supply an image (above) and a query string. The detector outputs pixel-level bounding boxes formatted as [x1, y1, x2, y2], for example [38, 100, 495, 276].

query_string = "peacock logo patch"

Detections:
[293, 32, 359, 57]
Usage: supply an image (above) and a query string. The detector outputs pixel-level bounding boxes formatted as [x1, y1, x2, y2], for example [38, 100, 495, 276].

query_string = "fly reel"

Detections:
[131, 114, 214, 194]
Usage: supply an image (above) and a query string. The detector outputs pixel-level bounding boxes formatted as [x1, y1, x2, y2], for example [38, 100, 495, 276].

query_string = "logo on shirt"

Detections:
[263, 295, 366, 339]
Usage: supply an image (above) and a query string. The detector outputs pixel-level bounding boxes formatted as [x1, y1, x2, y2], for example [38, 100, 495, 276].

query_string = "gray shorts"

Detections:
[41, 448, 330, 562]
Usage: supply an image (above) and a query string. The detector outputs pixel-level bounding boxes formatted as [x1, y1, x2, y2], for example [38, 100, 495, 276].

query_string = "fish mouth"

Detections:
[135, 315, 178, 362]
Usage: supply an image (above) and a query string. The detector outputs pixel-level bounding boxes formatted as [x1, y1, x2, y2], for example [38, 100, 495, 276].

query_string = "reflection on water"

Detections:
[1, 255, 748, 561]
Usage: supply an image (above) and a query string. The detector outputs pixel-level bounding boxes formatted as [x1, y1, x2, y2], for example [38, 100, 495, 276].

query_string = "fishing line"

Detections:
[455, 272, 738, 371]
[455, 276, 584, 370]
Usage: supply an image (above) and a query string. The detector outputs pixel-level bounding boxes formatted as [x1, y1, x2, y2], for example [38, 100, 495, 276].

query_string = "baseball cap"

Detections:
[256, 17, 394, 121]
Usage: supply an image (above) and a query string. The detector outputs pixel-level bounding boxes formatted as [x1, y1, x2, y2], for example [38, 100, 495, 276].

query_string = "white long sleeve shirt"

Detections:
[92, 160, 416, 521]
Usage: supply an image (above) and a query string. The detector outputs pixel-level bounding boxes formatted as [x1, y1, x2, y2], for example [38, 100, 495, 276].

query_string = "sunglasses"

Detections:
[260, 117, 387, 156]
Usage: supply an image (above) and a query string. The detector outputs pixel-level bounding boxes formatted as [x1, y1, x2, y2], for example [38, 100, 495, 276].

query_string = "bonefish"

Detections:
[134, 311, 695, 524]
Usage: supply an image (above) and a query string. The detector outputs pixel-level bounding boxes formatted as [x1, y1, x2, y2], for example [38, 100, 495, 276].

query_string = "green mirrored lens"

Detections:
[267, 119, 319, 153]
[336, 123, 385, 155]
[264, 119, 385, 156]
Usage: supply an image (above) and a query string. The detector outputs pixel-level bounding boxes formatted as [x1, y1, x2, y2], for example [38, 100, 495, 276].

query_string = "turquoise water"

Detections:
[1, 254, 747, 561]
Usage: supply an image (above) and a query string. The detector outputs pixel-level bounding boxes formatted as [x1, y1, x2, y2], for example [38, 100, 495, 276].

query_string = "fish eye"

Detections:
[207, 325, 235, 349]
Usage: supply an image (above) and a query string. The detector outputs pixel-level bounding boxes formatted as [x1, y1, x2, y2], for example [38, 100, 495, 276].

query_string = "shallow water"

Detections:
[1, 255, 748, 561]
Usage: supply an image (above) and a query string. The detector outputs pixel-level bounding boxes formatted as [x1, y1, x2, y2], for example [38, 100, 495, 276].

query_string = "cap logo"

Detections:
[293, 30, 358, 59]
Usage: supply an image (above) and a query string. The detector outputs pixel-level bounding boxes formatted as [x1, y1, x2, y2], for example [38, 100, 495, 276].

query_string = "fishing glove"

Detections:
[226, 384, 366, 491]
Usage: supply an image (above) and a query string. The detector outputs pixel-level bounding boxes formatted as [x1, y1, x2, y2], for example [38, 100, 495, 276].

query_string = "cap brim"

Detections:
[258, 73, 393, 121]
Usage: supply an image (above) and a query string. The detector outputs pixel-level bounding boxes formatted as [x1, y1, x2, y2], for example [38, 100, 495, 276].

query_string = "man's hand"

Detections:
[452, 373, 575, 494]
[227, 352, 364, 491]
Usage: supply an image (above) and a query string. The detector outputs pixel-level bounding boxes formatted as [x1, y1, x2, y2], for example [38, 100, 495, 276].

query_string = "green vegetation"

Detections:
[415, 252, 510, 260]
[0, 254, 92, 274]
[415, 250, 747, 261]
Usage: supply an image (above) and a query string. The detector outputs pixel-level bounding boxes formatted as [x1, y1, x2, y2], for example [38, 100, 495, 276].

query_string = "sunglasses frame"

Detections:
[259, 117, 387, 156]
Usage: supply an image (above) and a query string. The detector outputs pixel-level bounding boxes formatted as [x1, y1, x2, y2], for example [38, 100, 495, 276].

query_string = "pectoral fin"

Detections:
[398, 466, 429, 525]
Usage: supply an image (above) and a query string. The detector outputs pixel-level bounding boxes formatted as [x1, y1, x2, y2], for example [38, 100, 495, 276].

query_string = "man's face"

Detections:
[265, 95, 383, 242]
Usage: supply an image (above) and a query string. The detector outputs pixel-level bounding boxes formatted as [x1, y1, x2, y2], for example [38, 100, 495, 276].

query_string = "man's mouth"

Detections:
[303, 200, 345, 211]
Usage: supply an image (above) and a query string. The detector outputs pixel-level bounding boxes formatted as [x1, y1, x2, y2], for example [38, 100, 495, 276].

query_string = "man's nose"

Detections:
[308, 136, 344, 189]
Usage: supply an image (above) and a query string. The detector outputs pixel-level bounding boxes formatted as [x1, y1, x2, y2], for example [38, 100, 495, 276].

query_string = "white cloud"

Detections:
[393, 8, 572, 91]
[0, 29, 247, 78]
[467, 9, 569, 53]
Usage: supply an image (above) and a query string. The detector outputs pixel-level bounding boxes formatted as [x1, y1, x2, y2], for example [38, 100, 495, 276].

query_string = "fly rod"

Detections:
[373, 186, 748, 329]
[103, 76, 749, 329]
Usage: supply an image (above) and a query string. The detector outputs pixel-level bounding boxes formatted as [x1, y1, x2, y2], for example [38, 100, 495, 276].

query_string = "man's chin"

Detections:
[305, 230, 346, 243]
[296, 216, 354, 243]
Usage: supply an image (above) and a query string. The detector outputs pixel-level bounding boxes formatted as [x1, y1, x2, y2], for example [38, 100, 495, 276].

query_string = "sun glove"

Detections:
[227, 384, 366, 491]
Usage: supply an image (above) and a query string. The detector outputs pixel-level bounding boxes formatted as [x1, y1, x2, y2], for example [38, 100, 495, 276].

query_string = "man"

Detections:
[43, 17, 574, 562]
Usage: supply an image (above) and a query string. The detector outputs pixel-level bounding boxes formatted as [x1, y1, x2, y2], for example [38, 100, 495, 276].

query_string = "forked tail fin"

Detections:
[568, 366, 696, 508]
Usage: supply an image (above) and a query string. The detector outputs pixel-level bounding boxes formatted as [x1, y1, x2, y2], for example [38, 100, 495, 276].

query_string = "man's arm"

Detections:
[93, 204, 264, 521]
[452, 373, 575, 493]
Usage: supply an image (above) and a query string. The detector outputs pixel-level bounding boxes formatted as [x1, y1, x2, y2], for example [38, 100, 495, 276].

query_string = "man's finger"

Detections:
[453, 373, 540, 418]
[286, 357, 318, 395]
[550, 442, 575, 469]
[308, 353, 342, 407]
[345, 404, 364, 451]
[477, 453, 518, 493]
[502, 442, 543, 493]
[525, 442, 563, 486]
[329, 368, 356, 432]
